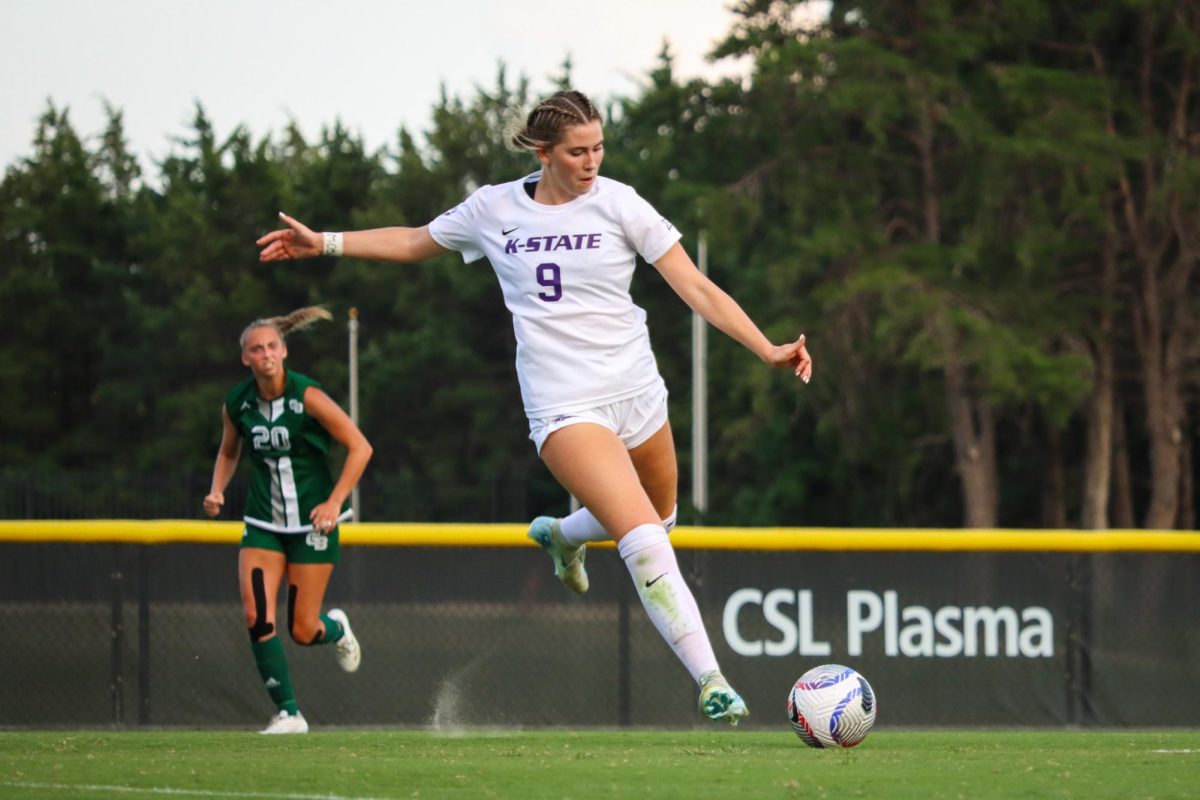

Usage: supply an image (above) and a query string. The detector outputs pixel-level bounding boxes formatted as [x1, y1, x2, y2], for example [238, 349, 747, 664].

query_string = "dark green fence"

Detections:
[3, 533, 1197, 730]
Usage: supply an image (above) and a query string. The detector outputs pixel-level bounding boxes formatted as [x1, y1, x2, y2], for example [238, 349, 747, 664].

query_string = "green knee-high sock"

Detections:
[251, 636, 299, 715]
[315, 612, 344, 645]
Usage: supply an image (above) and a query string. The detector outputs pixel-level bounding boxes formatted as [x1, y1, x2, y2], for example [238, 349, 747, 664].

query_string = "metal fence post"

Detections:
[137, 545, 151, 725]
[617, 584, 631, 727]
[1065, 553, 1095, 725]
[110, 544, 125, 727]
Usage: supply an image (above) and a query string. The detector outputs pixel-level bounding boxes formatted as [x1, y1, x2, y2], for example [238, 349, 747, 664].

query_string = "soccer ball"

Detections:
[787, 664, 877, 748]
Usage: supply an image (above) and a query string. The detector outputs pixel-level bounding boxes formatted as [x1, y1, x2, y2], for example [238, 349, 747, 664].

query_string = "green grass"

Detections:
[1, 729, 1197, 799]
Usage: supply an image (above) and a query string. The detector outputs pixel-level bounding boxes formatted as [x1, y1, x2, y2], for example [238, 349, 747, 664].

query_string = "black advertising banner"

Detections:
[1, 541, 1196, 728]
[700, 551, 1074, 727]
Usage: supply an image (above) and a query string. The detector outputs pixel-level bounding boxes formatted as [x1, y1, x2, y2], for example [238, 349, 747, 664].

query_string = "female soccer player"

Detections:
[257, 91, 812, 725]
[203, 306, 373, 734]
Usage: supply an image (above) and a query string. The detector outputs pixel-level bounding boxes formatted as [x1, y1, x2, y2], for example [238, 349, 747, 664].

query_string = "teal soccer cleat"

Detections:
[527, 516, 589, 593]
[698, 671, 750, 726]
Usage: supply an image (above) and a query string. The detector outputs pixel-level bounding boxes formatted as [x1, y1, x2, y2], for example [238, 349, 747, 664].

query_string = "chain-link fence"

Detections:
[3, 534, 1197, 729]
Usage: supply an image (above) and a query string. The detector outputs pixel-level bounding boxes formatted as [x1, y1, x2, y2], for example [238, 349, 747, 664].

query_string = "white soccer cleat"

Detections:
[259, 710, 308, 734]
[698, 671, 749, 726]
[327, 608, 361, 673]
[527, 516, 588, 593]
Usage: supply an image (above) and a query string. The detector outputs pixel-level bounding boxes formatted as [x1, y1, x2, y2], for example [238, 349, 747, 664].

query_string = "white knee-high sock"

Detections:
[561, 504, 678, 546]
[617, 523, 718, 683]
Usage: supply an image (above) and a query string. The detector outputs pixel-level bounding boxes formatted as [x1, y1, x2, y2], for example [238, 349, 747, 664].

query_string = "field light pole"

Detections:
[348, 307, 360, 521]
[692, 232, 709, 522]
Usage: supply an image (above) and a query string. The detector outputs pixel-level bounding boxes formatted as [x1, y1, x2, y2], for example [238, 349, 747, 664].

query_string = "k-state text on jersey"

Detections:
[504, 233, 603, 254]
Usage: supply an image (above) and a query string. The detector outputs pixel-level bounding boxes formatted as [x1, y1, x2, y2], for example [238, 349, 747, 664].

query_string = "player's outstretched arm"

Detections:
[654, 242, 813, 382]
[257, 212, 449, 264]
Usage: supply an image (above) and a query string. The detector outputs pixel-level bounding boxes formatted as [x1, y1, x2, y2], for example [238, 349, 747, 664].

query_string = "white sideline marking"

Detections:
[1150, 749, 1199, 754]
[0, 781, 396, 800]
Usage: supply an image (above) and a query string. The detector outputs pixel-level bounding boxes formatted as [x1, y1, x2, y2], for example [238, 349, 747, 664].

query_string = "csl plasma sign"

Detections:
[722, 589, 1054, 659]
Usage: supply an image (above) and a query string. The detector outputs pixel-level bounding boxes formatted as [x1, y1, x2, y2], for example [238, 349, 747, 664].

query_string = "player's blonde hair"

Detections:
[239, 306, 332, 349]
[507, 90, 602, 152]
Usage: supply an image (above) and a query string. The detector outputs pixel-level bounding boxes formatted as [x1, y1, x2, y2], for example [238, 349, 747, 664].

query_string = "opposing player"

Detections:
[256, 91, 812, 725]
[203, 306, 373, 734]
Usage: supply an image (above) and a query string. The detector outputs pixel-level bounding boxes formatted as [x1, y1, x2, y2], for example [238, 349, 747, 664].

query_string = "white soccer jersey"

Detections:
[428, 172, 682, 418]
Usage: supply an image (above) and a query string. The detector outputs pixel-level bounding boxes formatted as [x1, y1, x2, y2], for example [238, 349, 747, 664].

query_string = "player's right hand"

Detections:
[257, 212, 322, 261]
[203, 491, 224, 517]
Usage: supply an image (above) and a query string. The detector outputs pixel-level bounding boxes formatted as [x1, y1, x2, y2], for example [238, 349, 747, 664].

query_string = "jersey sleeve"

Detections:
[428, 187, 488, 264]
[618, 187, 683, 264]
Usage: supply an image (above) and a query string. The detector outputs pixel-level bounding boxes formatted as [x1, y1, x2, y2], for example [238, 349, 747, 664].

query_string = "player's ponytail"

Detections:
[507, 90, 602, 153]
[239, 306, 332, 349]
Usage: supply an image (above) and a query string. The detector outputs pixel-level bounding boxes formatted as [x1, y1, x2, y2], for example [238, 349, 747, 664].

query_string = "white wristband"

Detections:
[322, 232, 344, 257]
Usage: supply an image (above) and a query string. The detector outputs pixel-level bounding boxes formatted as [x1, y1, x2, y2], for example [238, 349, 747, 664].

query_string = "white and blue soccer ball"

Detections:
[787, 664, 877, 748]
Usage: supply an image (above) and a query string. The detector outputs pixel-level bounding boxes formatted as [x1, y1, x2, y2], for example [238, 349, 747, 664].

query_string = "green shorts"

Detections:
[240, 523, 341, 564]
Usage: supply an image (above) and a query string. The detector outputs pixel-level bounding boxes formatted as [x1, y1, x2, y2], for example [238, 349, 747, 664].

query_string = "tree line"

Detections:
[1, 0, 1196, 528]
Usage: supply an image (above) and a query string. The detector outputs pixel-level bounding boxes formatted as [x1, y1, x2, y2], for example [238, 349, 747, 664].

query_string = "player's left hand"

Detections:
[763, 333, 812, 384]
[309, 500, 341, 533]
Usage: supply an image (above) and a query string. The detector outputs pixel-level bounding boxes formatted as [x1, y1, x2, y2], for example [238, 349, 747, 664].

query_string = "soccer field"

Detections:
[1, 729, 1196, 799]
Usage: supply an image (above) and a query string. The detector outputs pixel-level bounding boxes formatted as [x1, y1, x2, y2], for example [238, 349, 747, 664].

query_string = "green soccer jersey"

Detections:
[224, 370, 350, 533]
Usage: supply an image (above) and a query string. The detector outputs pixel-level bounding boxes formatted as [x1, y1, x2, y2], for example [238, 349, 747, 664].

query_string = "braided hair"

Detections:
[239, 306, 332, 349]
[508, 90, 602, 152]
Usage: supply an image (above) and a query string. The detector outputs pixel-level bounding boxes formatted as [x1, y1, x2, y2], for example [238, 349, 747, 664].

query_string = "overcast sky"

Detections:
[3, 0, 761, 173]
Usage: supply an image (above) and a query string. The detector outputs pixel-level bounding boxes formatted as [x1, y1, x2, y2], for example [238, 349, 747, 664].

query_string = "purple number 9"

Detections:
[536, 262, 562, 302]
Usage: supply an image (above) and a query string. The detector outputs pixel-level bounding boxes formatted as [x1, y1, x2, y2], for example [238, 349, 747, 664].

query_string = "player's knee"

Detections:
[286, 583, 323, 645]
[289, 616, 323, 645]
[243, 604, 261, 632]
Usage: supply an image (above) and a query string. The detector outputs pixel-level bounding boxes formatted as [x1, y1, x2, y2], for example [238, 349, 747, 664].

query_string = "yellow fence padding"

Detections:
[1, 520, 1199, 551]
